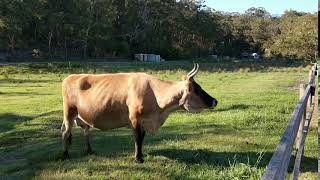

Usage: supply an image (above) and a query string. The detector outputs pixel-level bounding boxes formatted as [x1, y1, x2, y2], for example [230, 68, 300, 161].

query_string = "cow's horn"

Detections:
[187, 63, 199, 78]
[187, 63, 196, 77]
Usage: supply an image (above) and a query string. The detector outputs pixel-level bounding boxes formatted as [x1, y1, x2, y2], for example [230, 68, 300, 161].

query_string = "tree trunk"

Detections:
[65, 38, 68, 59]
[83, 26, 91, 59]
[34, 20, 37, 41]
[48, 31, 53, 57]
[7, 34, 16, 57]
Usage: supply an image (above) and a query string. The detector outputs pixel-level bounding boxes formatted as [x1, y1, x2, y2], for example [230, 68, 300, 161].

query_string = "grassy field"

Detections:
[0, 60, 317, 179]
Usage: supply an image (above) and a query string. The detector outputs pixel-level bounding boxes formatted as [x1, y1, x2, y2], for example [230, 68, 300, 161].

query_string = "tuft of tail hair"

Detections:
[68, 133, 72, 145]
[61, 122, 72, 146]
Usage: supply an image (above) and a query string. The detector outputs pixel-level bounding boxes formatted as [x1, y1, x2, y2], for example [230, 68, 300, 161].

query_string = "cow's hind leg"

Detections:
[133, 124, 146, 163]
[76, 118, 93, 155]
[61, 107, 77, 160]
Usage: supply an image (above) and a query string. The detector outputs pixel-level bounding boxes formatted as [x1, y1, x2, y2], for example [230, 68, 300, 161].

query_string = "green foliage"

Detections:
[264, 11, 317, 61]
[0, 1, 317, 61]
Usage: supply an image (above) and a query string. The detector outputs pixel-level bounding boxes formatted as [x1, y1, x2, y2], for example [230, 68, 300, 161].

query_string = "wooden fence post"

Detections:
[308, 70, 313, 106]
[263, 65, 316, 179]
[309, 67, 316, 108]
[295, 84, 307, 150]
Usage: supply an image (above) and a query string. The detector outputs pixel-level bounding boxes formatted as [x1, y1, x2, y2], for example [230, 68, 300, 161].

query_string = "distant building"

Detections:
[251, 53, 260, 59]
[209, 54, 218, 59]
[134, 54, 162, 62]
[240, 52, 260, 59]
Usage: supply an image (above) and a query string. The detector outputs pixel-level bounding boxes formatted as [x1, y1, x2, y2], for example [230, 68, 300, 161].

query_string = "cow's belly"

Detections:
[76, 91, 130, 130]
[77, 105, 130, 130]
[92, 111, 130, 130]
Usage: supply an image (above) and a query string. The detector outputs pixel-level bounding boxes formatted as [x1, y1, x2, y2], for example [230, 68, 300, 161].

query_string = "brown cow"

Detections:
[61, 63, 218, 163]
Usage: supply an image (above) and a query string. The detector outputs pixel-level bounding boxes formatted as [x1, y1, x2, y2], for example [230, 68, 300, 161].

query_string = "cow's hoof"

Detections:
[135, 157, 144, 164]
[62, 151, 70, 160]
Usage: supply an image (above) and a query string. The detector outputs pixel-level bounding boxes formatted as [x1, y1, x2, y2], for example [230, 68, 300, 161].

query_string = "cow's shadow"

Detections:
[215, 104, 264, 112]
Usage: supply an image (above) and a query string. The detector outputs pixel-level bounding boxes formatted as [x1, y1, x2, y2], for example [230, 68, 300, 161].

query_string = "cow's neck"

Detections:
[150, 79, 184, 114]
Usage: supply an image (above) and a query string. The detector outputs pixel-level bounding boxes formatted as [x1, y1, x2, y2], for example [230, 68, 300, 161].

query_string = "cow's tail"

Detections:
[61, 122, 72, 146]
[61, 122, 65, 132]
[68, 133, 72, 146]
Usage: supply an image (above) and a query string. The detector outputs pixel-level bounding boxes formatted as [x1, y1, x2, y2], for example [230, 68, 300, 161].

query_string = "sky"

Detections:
[205, 0, 317, 15]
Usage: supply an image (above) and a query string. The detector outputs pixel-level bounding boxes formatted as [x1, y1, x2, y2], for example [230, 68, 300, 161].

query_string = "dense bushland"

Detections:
[0, 1, 317, 61]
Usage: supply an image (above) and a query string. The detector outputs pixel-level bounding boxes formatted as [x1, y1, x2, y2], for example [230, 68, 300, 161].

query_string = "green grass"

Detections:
[0, 60, 317, 179]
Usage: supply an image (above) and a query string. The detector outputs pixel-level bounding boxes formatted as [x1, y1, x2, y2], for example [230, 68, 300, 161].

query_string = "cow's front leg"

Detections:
[133, 125, 146, 163]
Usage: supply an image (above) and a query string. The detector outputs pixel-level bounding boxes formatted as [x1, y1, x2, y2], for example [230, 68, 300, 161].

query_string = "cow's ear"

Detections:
[182, 75, 194, 82]
[185, 76, 194, 83]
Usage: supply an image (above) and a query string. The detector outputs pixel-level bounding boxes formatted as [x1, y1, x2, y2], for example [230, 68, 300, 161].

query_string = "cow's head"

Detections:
[179, 63, 218, 112]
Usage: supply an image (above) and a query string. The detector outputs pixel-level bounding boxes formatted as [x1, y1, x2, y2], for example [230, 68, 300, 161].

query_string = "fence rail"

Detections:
[262, 64, 317, 180]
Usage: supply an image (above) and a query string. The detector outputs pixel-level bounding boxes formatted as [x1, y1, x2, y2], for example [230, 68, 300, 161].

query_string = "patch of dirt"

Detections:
[287, 80, 307, 92]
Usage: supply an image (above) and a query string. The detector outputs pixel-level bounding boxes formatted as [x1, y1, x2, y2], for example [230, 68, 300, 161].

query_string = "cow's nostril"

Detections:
[212, 99, 218, 107]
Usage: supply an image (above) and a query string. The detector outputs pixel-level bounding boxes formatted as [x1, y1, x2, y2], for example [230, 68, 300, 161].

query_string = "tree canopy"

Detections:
[0, 0, 317, 61]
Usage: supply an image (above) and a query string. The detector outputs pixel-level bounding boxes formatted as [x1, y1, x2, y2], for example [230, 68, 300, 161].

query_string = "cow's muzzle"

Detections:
[211, 99, 218, 108]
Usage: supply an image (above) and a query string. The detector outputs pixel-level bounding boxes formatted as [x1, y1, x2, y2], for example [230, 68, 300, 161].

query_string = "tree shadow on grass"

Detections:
[81, 60, 306, 73]
[0, 109, 316, 177]
[0, 121, 317, 177]
[0, 109, 246, 159]
[0, 113, 33, 133]
[0, 78, 60, 84]
[149, 148, 317, 173]
[0, 91, 54, 96]
[0, 110, 63, 133]
[0, 59, 308, 75]
[34, 110, 62, 119]
[0, 118, 232, 159]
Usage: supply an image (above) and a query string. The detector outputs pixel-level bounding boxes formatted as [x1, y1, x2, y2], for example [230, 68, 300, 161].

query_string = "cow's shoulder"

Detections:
[125, 72, 150, 79]
[126, 73, 152, 89]
[63, 74, 90, 84]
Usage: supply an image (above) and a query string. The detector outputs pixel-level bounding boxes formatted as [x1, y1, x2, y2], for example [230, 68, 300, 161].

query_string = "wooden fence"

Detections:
[262, 64, 317, 180]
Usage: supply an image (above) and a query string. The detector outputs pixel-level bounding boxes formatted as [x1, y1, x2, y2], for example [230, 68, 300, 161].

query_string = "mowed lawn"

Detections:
[0, 61, 317, 179]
